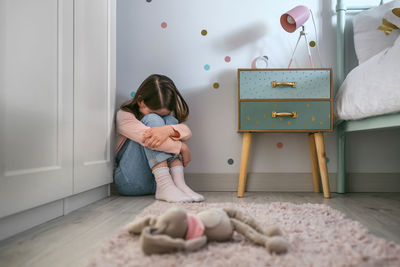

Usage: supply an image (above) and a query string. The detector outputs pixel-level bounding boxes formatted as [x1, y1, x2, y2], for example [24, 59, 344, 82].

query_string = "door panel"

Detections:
[73, 0, 115, 193]
[0, 0, 74, 218]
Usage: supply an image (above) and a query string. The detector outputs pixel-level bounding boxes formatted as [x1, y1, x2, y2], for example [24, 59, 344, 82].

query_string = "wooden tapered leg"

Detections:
[308, 133, 320, 193]
[237, 132, 252, 197]
[314, 132, 331, 198]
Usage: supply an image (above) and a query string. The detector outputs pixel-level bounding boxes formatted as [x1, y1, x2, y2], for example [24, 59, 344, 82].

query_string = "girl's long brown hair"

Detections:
[120, 74, 189, 122]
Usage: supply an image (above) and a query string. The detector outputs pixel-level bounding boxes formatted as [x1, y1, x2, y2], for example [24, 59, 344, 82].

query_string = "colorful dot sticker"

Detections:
[130, 91, 136, 97]
[227, 158, 234, 165]
[201, 29, 207, 36]
[213, 82, 219, 89]
[161, 22, 167, 29]
[224, 56, 231, 63]
[204, 64, 210, 71]
[309, 41, 316, 47]
[277, 142, 283, 149]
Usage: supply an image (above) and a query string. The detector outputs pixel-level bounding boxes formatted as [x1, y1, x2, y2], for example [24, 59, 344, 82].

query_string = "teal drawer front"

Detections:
[240, 101, 331, 131]
[239, 69, 331, 99]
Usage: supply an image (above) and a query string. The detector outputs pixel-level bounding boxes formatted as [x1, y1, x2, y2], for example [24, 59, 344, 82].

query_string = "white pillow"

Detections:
[383, 7, 400, 27]
[354, 0, 400, 64]
[335, 36, 400, 120]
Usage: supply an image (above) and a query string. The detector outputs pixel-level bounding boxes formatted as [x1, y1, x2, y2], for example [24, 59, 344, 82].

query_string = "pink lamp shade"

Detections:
[280, 5, 310, 33]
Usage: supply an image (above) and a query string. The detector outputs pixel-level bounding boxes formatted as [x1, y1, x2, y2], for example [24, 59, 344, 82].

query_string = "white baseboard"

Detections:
[63, 185, 109, 215]
[185, 172, 400, 192]
[0, 185, 109, 241]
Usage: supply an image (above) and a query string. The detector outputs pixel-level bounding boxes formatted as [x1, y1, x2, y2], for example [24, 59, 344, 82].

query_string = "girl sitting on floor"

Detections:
[114, 74, 204, 202]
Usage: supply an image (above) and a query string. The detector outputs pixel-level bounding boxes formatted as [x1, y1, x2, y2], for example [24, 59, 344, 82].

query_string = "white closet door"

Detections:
[73, 0, 116, 193]
[0, 0, 74, 218]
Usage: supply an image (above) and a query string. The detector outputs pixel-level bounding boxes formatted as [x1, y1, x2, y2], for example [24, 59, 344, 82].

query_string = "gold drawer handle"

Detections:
[272, 112, 298, 119]
[272, 81, 296, 88]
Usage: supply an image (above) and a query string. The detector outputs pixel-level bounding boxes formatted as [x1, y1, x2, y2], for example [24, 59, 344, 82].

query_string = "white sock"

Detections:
[153, 167, 193, 203]
[170, 166, 204, 202]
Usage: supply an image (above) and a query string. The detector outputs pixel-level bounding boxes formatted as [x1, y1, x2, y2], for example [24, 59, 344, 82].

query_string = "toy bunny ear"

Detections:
[140, 226, 186, 255]
[126, 216, 157, 235]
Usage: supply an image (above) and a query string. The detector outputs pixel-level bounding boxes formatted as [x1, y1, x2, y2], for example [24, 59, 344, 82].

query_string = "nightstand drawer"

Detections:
[239, 101, 332, 131]
[239, 69, 331, 99]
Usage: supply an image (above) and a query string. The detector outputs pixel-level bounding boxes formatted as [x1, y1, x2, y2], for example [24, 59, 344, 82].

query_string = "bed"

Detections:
[335, 0, 400, 193]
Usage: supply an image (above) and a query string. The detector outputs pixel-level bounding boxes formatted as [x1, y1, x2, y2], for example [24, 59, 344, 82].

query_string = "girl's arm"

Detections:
[117, 110, 182, 154]
[180, 142, 191, 167]
[169, 124, 192, 141]
[143, 123, 192, 148]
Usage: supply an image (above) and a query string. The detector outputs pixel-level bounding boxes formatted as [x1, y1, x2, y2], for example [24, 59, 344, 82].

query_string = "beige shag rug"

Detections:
[87, 201, 400, 267]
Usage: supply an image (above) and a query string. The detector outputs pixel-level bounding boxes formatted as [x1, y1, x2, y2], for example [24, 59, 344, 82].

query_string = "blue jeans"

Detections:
[114, 114, 181, 196]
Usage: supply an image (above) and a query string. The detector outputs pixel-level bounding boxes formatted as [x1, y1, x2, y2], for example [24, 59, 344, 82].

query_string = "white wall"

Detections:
[117, 0, 400, 174]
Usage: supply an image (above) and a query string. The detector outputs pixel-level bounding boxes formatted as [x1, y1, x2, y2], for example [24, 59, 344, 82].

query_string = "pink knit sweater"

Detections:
[115, 110, 192, 155]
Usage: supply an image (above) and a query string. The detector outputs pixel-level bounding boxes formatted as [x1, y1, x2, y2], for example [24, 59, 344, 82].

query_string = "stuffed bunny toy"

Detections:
[126, 206, 288, 255]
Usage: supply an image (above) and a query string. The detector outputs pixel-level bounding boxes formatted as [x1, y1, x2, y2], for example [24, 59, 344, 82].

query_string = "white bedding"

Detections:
[335, 36, 400, 121]
[353, 0, 400, 64]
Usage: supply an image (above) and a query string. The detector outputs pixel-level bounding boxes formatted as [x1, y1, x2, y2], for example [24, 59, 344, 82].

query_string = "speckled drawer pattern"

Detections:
[239, 69, 331, 99]
[240, 101, 331, 131]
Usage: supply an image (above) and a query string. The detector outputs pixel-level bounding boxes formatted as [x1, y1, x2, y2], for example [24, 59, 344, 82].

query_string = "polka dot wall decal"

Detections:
[204, 64, 210, 71]
[224, 56, 231, 63]
[326, 157, 330, 163]
[227, 158, 234, 165]
[161, 22, 167, 29]
[201, 29, 207, 36]
[130, 91, 136, 97]
[309, 41, 316, 47]
[277, 142, 283, 149]
[213, 82, 219, 89]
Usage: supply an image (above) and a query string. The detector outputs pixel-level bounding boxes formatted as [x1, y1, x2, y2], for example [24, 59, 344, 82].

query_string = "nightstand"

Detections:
[237, 68, 333, 198]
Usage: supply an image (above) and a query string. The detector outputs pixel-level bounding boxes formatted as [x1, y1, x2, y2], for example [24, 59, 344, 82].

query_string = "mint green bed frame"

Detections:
[336, 0, 400, 193]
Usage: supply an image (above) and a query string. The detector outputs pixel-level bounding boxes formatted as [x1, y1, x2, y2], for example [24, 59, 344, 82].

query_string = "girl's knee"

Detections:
[163, 115, 178, 125]
[141, 113, 165, 127]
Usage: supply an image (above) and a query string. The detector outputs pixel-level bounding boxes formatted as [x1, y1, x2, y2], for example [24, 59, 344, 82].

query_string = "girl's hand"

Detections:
[180, 143, 191, 167]
[142, 126, 174, 148]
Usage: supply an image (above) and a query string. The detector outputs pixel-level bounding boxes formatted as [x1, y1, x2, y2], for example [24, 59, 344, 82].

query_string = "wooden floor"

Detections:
[0, 192, 399, 267]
